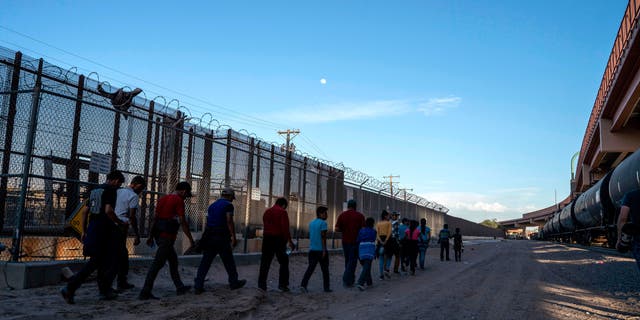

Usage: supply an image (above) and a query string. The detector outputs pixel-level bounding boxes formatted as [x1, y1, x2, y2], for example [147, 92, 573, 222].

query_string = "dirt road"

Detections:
[1, 240, 639, 319]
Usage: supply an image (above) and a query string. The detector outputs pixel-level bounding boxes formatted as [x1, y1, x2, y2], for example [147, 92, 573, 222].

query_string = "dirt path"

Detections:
[1, 240, 639, 320]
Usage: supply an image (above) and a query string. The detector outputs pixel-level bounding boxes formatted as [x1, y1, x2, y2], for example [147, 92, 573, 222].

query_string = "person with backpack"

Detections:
[438, 224, 452, 261]
[417, 218, 431, 269]
[60, 170, 125, 304]
[139, 182, 195, 300]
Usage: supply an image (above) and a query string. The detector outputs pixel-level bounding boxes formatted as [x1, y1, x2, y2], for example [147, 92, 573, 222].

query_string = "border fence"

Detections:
[0, 48, 460, 262]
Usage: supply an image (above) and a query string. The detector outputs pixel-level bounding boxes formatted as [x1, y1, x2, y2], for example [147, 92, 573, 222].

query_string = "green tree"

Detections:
[480, 218, 500, 229]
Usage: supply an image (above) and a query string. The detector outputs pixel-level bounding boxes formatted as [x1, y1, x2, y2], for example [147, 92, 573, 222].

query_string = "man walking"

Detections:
[335, 199, 365, 287]
[114, 175, 146, 291]
[438, 224, 452, 261]
[139, 182, 195, 300]
[194, 187, 247, 294]
[60, 170, 125, 304]
[300, 206, 331, 293]
[258, 197, 295, 292]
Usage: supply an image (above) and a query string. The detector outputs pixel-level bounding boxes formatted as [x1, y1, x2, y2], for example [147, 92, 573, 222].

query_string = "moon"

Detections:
[320, 78, 327, 85]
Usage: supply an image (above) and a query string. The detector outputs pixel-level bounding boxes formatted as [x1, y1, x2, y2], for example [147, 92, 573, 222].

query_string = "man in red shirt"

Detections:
[258, 197, 295, 292]
[139, 182, 195, 300]
[335, 199, 365, 287]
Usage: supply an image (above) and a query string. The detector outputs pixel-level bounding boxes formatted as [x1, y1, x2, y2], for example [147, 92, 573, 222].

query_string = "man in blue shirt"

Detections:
[438, 224, 452, 261]
[300, 206, 331, 293]
[194, 187, 246, 294]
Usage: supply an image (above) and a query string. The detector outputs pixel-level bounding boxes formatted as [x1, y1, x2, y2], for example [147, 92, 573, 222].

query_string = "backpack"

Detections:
[88, 187, 105, 215]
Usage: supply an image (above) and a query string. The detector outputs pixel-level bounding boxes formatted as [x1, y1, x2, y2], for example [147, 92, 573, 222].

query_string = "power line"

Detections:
[0, 25, 287, 131]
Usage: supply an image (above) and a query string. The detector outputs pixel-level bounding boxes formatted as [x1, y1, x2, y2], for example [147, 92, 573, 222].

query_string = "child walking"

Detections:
[357, 217, 377, 291]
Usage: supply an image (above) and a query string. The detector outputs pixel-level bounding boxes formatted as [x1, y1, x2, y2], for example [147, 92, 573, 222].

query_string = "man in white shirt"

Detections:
[114, 175, 146, 291]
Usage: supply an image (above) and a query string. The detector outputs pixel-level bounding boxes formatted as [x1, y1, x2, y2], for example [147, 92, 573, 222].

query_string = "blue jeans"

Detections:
[418, 247, 427, 269]
[194, 235, 240, 290]
[342, 243, 358, 286]
[141, 238, 185, 294]
[357, 259, 373, 286]
[300, 250, 330, 291]
[378, 246, 386, 277]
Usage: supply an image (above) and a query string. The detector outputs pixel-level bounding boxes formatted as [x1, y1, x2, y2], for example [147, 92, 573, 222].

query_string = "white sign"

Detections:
[251, 187, 261, 201]
[89, 152, 112, 174]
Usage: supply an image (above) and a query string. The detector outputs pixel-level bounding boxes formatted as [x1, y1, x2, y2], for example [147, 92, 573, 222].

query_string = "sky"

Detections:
[0, 1, 629, 223]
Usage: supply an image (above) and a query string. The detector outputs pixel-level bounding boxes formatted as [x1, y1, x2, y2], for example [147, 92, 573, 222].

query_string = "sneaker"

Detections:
[300, 286, 308, 293]
[138, 291, 159, 300]
[117, 282, 135, 291]
[230, 279, 246, 290]
[176, 285, 191, 295]
[98, 291, 118, 301]
[357, 284, 365, 291]
[194, 287, 204, 295]
[60, 287, 74, 304]
[278, 285, 290, 292]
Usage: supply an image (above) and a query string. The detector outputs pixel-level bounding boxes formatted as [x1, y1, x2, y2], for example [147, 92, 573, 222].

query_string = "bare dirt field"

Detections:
[1, 240, 639, 320]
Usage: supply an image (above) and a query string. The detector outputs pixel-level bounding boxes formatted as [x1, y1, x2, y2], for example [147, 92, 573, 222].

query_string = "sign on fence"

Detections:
[251, 187, 261, 201]
[89, 152, 112, 174]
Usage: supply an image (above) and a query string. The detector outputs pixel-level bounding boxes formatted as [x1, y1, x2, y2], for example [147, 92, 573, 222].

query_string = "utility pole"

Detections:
[383, 174, 400, 199]
[278, 129, 300, 153]
[399, 188, 413, 218]
[278, 129, 300, 198]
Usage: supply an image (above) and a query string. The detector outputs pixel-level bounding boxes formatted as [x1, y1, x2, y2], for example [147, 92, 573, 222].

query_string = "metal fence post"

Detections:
[66, 74, 84, 218]
[0, 51, 22, 231]
[11, 58, 43, 262]
[243, 138, 254, 253]
[268, 145, 274, 206]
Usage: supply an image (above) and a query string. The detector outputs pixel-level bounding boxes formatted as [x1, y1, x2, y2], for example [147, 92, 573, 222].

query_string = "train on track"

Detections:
[542, 147, 640, 247]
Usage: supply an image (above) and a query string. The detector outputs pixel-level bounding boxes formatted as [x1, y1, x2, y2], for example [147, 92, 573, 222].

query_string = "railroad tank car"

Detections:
[608, 149, 640, 207]
[542, 147, 640, 247]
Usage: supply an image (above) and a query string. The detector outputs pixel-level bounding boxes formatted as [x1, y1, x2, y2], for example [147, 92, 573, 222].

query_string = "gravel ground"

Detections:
[0, 240, 638, 319]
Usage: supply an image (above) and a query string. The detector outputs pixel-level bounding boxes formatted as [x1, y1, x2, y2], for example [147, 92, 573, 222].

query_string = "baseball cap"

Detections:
[221, 187, 236, 200]
[176, 181, 192, 197]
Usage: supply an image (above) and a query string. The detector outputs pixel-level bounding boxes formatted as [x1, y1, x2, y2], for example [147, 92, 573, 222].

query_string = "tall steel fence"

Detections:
[0, 48, 449, 261]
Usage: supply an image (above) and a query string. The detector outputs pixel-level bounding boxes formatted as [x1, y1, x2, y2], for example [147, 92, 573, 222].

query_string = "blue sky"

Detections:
[0, 1, 628, 222]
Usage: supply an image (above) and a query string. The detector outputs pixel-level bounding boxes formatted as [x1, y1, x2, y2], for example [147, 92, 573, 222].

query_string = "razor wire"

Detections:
[0, 47, 448, 262]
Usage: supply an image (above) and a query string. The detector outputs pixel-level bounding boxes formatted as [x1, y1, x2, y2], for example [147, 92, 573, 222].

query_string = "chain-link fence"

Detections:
[0, 48, 450, 262]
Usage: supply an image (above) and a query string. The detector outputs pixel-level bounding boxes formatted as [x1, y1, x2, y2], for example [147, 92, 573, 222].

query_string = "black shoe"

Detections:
[138, 291, 159, 300]
[278, 285, 290, 292]
[324, 288, 333, 293]
[98, 291, 118, 301]
[379, 276, 385, 280]
[176, 285, 191, 295]
[60, 287, 74, 304]
[117, 282, 135, 291]
[258, 285, 267, 291]
[230, 279, 246, 290]
[194, 287, 204, 295]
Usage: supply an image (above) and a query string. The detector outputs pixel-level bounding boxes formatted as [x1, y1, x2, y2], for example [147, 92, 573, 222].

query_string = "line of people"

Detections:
[60, 171, 463, 303]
